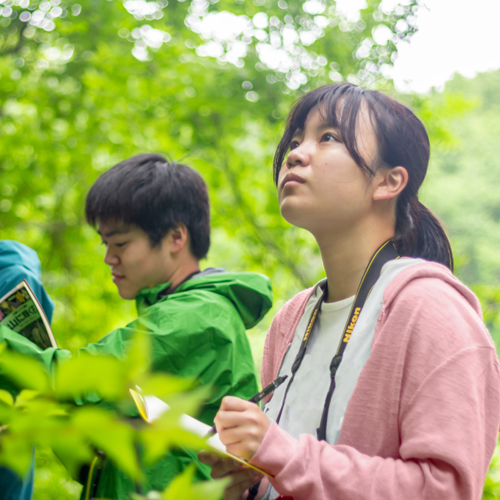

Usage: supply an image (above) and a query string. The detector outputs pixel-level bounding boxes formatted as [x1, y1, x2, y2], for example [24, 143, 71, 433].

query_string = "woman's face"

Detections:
[277, 104, 380, 237]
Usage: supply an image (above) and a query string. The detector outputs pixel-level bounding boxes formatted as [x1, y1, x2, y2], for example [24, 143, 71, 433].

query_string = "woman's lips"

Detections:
[281, 173, 306, 190]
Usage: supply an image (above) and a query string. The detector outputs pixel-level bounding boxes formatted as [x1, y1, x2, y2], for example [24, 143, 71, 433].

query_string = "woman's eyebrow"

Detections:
[317, 121, 338, 132]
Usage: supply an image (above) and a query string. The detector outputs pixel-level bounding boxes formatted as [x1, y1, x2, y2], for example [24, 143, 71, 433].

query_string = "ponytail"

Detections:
[394, 198, 454, 271]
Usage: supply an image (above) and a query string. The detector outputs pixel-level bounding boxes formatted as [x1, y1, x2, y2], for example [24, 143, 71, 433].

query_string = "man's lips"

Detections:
[280, 172, 305, 190]
[112, 273, 125, 283]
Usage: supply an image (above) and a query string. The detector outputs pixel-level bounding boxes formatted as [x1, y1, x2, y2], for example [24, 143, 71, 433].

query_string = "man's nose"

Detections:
[104, 247, 119, 266]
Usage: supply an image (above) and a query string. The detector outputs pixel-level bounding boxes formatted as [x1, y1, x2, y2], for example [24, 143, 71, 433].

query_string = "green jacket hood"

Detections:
[136, 270, 273, 329]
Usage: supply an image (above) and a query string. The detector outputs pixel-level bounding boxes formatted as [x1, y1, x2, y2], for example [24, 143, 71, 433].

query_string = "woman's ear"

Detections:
[373, 166, 408, 201]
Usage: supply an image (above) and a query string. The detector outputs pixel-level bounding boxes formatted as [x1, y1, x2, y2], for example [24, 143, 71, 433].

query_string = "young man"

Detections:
[0, 154, 273, 498]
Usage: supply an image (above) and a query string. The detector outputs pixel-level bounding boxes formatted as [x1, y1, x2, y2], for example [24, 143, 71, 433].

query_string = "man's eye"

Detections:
[115, 242, 128, 248]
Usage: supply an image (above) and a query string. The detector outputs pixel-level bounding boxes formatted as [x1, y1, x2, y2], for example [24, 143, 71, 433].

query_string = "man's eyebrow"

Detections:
[97, 229, 131, 238]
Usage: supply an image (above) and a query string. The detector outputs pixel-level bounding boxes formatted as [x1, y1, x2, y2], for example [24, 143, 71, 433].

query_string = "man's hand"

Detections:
[198, 451, 264, 500]
[214, 396, 271, 460]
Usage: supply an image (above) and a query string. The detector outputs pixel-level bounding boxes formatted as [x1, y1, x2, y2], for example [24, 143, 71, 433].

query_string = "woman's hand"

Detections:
[198, 451, 265, 500]
[214, 396, 271, 460]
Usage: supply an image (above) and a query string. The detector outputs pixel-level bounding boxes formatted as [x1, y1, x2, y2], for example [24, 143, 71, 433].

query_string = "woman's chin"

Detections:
[280, 205, 311, 230]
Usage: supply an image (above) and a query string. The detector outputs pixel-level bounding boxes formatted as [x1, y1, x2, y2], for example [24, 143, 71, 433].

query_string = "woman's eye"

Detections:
[289, 140, 300, 150]
[115, 242, 128, 248]
[322, 133, 338, 143]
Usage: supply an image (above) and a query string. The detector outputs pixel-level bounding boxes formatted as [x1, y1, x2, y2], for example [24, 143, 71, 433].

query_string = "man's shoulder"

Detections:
[144, 288, 245, 328]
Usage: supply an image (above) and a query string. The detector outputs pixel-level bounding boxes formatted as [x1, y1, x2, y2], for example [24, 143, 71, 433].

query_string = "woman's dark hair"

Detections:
[86, 153, 210, 260]
[274, 83, 453, 270]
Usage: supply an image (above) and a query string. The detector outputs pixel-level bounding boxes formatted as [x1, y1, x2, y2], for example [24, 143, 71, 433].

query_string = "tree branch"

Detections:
[0, 21, 28, 57]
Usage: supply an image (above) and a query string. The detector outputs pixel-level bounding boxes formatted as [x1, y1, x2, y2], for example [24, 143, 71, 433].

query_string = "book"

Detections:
[129, 388, 269, 476]
[0, 280, 57, 350]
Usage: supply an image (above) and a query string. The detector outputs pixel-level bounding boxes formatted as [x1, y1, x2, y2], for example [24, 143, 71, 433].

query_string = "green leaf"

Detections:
[0, 434, 34, 476]
[136, 373, 195, 400]
[161, 464, 229, 500]
[54, 354, 127, 401]
[0, 350, 50, 392]
[49, 428, 95, 479]
[139, 387, 215, 464]
[14, 389, 41, 406]
[71, 406, 141, 480]
[0, 389, 14, 407]
[125, 332, 151, 381]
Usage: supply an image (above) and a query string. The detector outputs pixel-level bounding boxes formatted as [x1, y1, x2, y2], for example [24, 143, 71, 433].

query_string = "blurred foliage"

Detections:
[484, 444, 500, 500]
[1, 0, 500, 498]
[132, 464, 228, 500]
[0, 334, 227, 498]
[0, 0, 419, 352]
[416, 70, 500, 348]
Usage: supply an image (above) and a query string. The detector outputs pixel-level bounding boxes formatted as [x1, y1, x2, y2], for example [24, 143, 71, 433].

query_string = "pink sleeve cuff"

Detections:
[249, 422, 299, 478]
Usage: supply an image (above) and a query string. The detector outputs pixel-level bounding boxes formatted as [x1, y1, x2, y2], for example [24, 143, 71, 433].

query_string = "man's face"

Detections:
[97, 221, 173, 300]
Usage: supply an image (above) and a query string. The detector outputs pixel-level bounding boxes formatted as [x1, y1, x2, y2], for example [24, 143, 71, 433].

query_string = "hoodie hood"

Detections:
[384, 260, 483, 320]
[0, 240, 55, 323]
[136, 270, 273, 329]
[384, 259, 484, 321]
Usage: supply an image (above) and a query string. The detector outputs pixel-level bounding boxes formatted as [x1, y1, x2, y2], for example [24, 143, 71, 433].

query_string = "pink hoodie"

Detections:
[250, 262, 500, 500]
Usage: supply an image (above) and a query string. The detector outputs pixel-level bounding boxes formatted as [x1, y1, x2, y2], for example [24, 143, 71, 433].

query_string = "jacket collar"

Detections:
[135, 282, 172, 314]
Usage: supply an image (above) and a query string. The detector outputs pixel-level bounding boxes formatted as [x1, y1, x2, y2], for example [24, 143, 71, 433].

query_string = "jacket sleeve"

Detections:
[250, 280, 500, 500]
[0, 325, 71, 375]
[82, 291, 258, 423]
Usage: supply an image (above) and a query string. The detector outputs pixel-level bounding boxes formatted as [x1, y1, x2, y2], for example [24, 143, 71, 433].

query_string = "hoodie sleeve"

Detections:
[249, 277, 500, 500]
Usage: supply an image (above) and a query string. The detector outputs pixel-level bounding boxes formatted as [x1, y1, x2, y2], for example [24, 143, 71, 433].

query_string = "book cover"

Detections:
[0, 279, 57, 350]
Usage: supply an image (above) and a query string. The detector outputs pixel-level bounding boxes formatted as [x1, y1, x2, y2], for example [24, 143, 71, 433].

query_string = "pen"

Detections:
[206, 375, 288, 436]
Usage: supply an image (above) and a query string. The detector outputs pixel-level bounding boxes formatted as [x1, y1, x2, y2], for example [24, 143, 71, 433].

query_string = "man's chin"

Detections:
[116, 286, 137, 300]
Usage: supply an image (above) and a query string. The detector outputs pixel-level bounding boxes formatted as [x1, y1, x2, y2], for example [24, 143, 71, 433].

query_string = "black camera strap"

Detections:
[274, 240, 399, 441]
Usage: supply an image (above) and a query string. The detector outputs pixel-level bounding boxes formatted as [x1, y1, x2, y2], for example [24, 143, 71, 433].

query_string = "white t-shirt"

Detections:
[262, 286, 354, 499]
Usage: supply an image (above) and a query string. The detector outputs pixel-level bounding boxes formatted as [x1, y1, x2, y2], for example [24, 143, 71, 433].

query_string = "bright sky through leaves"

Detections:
[391, 0, 500, 92]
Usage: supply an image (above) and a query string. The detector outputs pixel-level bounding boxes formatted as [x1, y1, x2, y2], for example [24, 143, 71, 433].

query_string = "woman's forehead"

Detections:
[292, 105, 338, 135]
[294, 99, 370, 136]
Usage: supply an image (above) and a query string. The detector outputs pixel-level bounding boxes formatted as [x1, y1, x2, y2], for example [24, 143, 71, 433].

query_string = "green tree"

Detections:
[0, 0, 419, 349]
[414, 70, 500, 347]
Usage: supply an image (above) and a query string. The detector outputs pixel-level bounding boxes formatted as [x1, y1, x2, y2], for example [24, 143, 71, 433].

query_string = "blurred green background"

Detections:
[1, 0, 500, 497]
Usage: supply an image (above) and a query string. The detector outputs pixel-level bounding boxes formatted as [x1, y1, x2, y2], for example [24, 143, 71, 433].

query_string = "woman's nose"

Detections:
[286, 142, 311, 169]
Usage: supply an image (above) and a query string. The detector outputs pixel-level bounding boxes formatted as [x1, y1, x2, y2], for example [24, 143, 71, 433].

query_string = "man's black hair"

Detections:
[85, 153, 210, 260]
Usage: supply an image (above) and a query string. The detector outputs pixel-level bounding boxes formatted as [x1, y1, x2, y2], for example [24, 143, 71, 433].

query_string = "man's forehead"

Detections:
[97, 220, 132, 237]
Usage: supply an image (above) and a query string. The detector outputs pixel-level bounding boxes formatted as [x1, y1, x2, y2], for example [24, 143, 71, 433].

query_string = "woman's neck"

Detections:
[316, 223, 395, 303]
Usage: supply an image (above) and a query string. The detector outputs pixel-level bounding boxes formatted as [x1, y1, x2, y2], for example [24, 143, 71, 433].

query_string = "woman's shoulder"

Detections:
[379, 259, 493, 351]
[272, 286, 317, 336]
[383, 259, 482, 315]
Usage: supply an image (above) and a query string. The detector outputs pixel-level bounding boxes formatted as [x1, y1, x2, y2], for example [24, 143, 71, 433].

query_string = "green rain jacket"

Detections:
[0, 270, 273, 499]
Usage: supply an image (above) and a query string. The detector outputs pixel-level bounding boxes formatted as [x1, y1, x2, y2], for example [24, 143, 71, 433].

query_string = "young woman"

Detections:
[200, 83, 500, 500]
